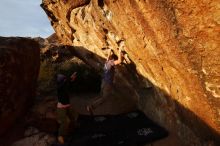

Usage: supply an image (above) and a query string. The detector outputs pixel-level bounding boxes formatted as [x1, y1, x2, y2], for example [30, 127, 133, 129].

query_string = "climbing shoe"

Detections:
[58, 136, 65, 144]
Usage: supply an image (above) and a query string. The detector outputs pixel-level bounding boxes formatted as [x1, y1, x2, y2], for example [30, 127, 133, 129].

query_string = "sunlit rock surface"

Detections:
[42, 0, 220, 145]
[0, 37, 40, 135]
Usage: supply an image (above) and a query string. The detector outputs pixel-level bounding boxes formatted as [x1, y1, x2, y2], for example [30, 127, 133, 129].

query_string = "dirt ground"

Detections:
[0, 91, 180, 146]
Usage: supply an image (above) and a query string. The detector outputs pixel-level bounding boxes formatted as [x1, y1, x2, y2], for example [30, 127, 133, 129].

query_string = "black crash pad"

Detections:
[54, 110, 168, 146]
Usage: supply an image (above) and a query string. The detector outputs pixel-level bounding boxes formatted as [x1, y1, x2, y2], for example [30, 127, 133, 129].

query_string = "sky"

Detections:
[0, 0, 54, 38]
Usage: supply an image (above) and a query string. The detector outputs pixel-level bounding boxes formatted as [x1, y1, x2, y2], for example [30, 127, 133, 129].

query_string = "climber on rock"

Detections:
[56, 72, 78, 144]
[86, 40, 125, 115]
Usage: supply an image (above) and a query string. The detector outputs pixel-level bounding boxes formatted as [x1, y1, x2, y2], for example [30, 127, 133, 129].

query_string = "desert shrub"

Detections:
[37, 60, 57, 95]
[57, 58, 101, 94]
[37, 57, 101, 95]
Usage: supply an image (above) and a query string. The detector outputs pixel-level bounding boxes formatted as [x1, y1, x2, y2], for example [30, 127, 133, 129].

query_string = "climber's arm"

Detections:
[107, 48, 112, 61]
[114, 47, 122, 65]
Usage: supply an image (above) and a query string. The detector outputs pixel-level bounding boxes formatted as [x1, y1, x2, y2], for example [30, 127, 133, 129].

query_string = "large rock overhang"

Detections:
[41, 0, 220, 144]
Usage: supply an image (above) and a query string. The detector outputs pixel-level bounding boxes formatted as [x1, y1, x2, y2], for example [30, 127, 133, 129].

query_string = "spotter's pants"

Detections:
[57, 106, 78, 136]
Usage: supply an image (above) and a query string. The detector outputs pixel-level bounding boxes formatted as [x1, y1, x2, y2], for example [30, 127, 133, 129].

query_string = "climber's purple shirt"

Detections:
[103, 60, 115, 84]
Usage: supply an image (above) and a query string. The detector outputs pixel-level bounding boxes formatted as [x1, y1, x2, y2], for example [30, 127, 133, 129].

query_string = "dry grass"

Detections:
[37, 57, 101, 95]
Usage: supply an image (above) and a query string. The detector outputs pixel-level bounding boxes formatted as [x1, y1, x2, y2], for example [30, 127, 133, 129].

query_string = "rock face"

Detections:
[41, 0, 220, 145]
[0, 37, 40, 135]
[12, 127, 55, 146]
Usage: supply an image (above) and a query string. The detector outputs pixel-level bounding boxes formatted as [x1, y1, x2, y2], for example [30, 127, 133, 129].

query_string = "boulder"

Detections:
[41, 0, 220, 145]
[11, 127, 55, 146]
[0, 37, 40, 135]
